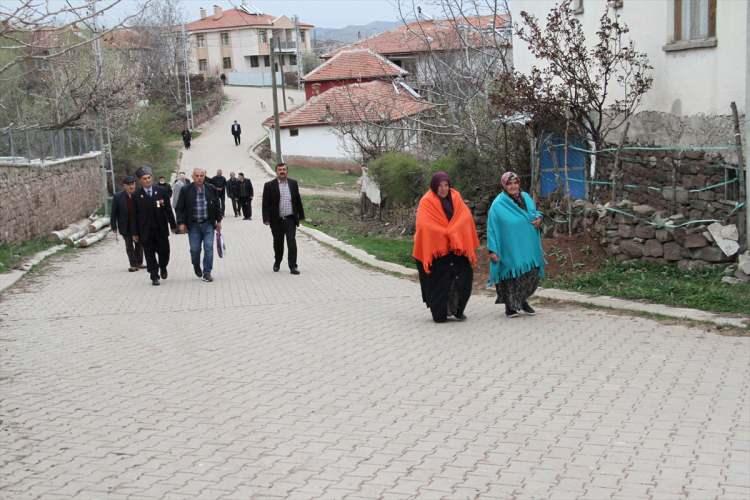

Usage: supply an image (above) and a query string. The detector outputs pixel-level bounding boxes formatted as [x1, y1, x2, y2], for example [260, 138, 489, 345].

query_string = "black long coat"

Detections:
[134, 185, 176, 243]
[110, 191, 137, 237]
[262, 178, 305, 225]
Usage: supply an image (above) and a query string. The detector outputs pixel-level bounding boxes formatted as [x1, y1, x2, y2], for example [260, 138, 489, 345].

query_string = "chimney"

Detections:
[200, 7, 206, 19]
[213, 5, 223, 19]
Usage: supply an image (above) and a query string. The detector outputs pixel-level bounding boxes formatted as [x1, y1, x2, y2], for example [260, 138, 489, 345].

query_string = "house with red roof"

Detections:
[323, 15, 511, 88]
[262, 80, 433, 166]
[185, 5, 314, 85]
[301, 48, 408, 100]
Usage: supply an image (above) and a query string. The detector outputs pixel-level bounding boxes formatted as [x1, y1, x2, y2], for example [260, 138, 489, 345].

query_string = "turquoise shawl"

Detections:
[487, 191, 545, 283]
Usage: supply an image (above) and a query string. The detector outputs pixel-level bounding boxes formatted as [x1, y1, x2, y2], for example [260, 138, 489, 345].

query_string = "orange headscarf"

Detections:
[412, 188, 480, 273]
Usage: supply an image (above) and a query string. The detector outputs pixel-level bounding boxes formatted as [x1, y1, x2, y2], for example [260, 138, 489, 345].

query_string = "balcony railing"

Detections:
[277, 40, 297, 51]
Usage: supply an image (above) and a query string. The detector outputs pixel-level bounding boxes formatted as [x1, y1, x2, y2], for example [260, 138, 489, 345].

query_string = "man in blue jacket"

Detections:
[175, 167, 223, 282]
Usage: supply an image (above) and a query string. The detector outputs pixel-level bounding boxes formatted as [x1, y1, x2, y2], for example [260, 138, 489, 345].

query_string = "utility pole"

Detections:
[270, 36, 283, 164]
[278, 36, 287, 112]
[745, 1, 749, 251]
[181, 24, 195, 131]
[89, 0, 115, 215]
[294, 15, 302, 91]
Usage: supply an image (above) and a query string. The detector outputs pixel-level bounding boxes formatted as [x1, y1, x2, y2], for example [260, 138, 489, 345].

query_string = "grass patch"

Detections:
[547, 260, 750, 315]
[0, 237, 57, 273]
[303, 196, 414, 268]
[291, 166, 359, 190]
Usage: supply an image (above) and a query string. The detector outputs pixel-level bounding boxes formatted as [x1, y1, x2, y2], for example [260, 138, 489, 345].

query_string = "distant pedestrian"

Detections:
[175, 167, 223, 283]
[133, 165, 177, 286]
[487, 171, 545, 318]
[237, 172, 254, 220]
[227, 172, 241, 217]
[172, 171, 190, 208]
[220, 73, 226, 85]
[209, 169, 227, 217]
[110, 175, 143, 272]
[181, 128, 192, 149]
[158, 176, 173, 200]
[413, 172, 479, 323]
[262, 163, 305, 274]
[231, 120, 241, 146]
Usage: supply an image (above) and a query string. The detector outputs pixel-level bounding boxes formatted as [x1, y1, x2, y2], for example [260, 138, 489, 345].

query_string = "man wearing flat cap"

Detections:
[110, 175, 143, 272]
[133, 165, 177, 286]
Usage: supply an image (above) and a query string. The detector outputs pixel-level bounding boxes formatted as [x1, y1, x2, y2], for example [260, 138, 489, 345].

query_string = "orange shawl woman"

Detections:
[413, 172, 479, 323]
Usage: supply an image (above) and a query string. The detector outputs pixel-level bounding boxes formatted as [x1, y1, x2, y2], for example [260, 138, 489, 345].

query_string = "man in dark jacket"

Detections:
[227, 172, 240, 217]
[209, 169, 227, 217]
[158, 176, 173, 200]
[110, 175, 143, 272]
[262, 163, 305, 274]
[237, 172, 254, 220]
[175, 167, 223, 282]
[231, 120, 241, 146]
[133, 165, 177, 286]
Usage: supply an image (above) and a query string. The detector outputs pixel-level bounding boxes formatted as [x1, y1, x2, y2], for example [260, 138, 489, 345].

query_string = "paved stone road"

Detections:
[1, 88, 748, 500]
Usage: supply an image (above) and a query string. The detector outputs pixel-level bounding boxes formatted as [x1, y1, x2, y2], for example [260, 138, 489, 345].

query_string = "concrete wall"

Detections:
[0, 154, 102, 244]
[509, 0, 747, 117]
[268, 125, 353, 159]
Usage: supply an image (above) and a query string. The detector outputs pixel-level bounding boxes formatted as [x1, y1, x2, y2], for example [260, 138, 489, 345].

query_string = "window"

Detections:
[223, 57, 232, 69]
[300, 30, 306, 43]
[289, 55, 297, 66]
[289, 128, 299, 137]
[196, 34, 205, 48]
[572, 0, 583, 14]
[263, 55, 271, 67]
[198, 59, 207, 71]
[221, 31, 230, 46]
[249, 55, 259, 67]
[259, 30, 268, 43]
[674, 0, 716, 42]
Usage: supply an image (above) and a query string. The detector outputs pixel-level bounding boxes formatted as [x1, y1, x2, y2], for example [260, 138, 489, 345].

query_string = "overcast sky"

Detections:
[35, 0, 461, 29]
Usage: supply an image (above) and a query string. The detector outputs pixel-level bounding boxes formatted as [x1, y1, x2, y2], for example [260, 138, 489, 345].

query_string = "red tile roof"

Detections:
[186, 8, 313, 32]
[324, 15, 509, 58]
[263, 80, 433, 129]
[303, 48, 407, 83]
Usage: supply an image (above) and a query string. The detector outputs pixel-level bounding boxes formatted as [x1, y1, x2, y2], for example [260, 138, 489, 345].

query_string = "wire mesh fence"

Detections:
[0, 126, 101, 164]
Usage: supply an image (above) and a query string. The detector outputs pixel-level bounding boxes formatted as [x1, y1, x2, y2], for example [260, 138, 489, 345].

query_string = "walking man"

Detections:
[158, 176, 173, 200]
[262, 163, 305, 274]
[133, 166, 177, 286]
[175, 167, 223, 283]
[172, 171, 190, 208]
[209, 169, 227, 216]
[110, 175, 143, 272]
[237, 172, 254, 220]
[231, 120, 241, 146]
[227, 172, 240, 217]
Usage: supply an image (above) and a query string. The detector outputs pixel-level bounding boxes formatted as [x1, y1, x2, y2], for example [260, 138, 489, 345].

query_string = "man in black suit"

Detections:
[237, 172, 254, 220]
[133, 166, 177, 286]
[262, 162, 305, 275]
[110, 175, 143, 272]
[208, 169, 227, 217]
[227, 172, 240, 217]
[175, 167, 223, 283]
[231, 120, 241, 146]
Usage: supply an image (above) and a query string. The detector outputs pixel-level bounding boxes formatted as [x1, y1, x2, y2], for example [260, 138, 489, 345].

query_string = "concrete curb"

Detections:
[0, 244, 66, 295]
[299, 226, 748, 329]
[298, 225, 418, 277]
[248, 135, 276, 179]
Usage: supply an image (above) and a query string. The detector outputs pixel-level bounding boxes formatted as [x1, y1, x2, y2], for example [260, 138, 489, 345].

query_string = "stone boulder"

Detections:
[635, 224, 656, 239]
[683, 233, 709, 249]
[707, 223, 740, 257]
[663, 242, 682, 261]
[618, 224, 635, 238]
[691, 246, 731, 263]
[632, 204, 656, 217]
[655, 229, 673, 242]
[643, 239, 664, 257]
[739, 252, 750, 275]
[620, 240, 644, 258]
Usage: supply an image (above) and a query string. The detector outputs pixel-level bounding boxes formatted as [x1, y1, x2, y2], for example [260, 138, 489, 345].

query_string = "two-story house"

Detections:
[509, 0, 748, 145]
[186, 5, 314, 86]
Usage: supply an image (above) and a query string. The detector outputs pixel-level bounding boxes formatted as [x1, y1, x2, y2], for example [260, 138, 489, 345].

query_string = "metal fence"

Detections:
[0, 126, 101, 164]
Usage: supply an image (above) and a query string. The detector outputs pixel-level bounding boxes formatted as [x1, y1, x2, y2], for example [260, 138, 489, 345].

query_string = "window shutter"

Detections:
[674, 0, 682, 41]
[708, 0, 716, 38]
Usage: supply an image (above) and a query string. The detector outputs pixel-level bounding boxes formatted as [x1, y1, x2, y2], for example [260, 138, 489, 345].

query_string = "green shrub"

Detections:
[430, 148, 502, 197]
[368, 152, 428, 206]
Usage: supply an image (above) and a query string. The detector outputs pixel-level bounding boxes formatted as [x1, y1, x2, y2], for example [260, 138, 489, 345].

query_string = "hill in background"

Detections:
[313, 20, 401, 44]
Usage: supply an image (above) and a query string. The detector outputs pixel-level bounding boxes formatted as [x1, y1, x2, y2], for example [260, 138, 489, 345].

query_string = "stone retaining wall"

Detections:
[0, 154, 102, 244]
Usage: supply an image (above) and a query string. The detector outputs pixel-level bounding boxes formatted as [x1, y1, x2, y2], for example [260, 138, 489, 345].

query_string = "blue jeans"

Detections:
[188, 222, 215, 274]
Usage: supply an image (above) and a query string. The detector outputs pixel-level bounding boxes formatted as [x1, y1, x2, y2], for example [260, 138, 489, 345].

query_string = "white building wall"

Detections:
[267, 125, 353, 160]
[509, 0, 747, 116]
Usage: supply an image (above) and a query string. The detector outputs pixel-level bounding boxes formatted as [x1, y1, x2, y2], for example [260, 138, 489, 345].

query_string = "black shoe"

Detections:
[521, 302, 536, 315]
[202, 272, 213, 282]
[193, 265, 202, 278]
[454, 313, 467, 321]
[160, 268, 168, 280]
[505, 309, 519, 318]
[290, 268, 300, 275]
[433, 317, 448, 323]
[273, 264, 280, 272]
[128, 267, 138, 272]
[151, 278, 160, 286]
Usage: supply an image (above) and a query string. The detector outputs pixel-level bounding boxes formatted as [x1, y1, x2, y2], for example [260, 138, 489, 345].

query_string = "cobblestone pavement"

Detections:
[1, 88, 749, 499]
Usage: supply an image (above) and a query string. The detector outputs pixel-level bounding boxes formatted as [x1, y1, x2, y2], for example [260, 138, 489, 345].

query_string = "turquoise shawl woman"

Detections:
[487, 191, 545, 283]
